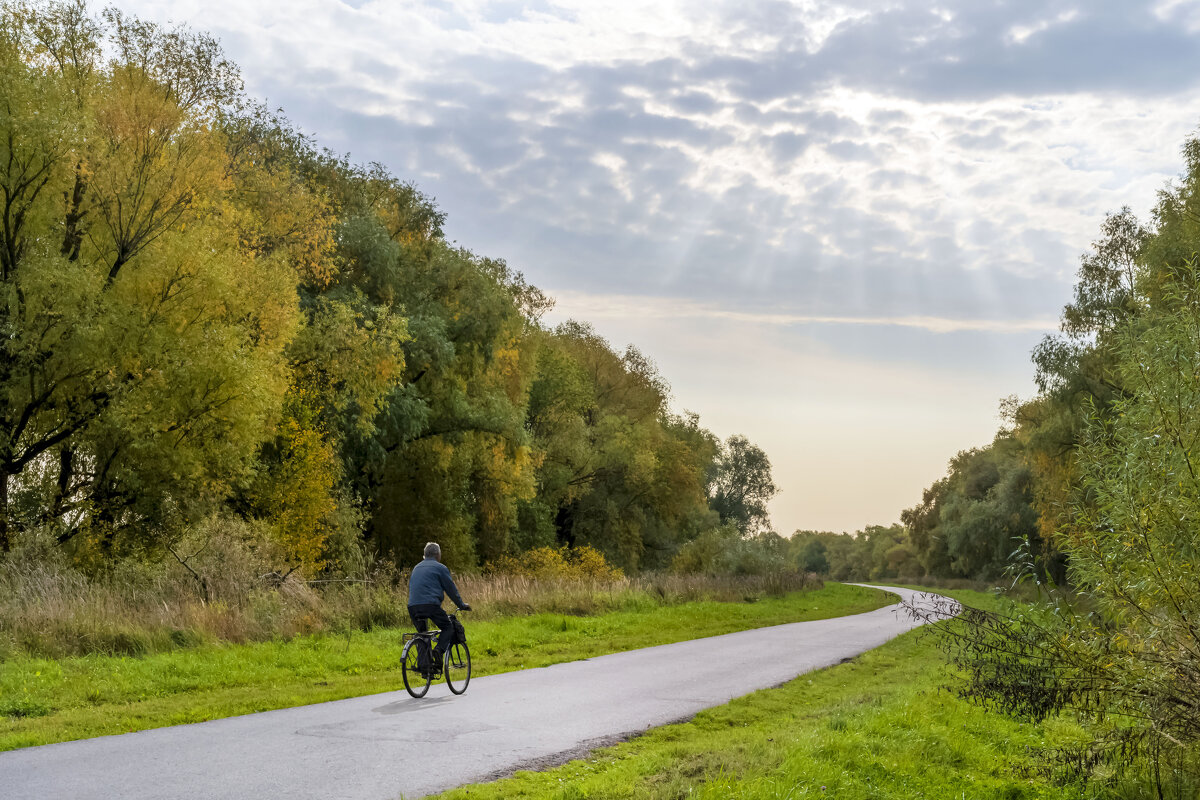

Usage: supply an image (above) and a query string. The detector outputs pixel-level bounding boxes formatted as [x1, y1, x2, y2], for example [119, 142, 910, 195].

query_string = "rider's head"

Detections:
[423, 542, 441, 561]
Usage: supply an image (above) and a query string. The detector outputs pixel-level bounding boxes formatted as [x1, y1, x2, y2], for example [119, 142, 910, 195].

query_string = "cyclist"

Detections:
[406, 542, 470, 677]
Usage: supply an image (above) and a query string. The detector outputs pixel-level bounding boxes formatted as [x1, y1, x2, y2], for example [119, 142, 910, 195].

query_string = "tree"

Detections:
[797, 537, 829, 574]
[540, 322, 716, 570]
[0, 3, 298, 554]
[1012, 211, 1146, 549]
[707, 435, 777, 535]
[900, 432, 1046, 581]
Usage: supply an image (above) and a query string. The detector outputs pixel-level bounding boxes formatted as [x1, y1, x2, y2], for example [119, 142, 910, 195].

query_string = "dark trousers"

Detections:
[408, 603, 453, 658]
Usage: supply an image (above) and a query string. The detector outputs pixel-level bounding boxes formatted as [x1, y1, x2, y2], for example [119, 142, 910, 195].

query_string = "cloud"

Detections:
[118, 2, 1197, 322]
[699, 2, 1200, 102]
[547, 289, 1058, 334]
[767, 131, 812, 162]
[825, 139, 880, 164]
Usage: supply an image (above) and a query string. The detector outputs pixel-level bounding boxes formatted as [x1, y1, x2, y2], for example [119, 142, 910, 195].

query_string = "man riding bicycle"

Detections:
[407, 542, 470, 677]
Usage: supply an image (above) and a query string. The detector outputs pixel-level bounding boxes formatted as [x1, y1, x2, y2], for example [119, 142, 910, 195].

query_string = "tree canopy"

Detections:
[0, 0, 779, 577]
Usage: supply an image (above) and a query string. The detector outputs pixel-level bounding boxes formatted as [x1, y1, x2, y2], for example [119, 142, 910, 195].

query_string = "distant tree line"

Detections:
[0, 1, 781, 576]
[791, 432, 1045, 584]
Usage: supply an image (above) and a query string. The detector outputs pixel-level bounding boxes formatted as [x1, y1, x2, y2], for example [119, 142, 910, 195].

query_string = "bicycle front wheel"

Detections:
[444, 642, 471, 695]
[401, 640, 432, 698]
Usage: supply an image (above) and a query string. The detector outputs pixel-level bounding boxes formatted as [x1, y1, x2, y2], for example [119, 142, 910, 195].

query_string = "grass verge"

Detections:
[431, 588, 1090, 800]
[0, 582, 890, 751]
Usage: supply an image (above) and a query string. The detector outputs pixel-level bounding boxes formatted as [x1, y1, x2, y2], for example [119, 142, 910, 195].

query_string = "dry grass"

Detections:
[461, 571, 817, 618]
[0, 538, 819, 660]
[0, 553, 327, 659]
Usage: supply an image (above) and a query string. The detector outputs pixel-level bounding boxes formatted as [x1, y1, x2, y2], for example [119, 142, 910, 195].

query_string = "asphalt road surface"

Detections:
[2, 584, 949, 800]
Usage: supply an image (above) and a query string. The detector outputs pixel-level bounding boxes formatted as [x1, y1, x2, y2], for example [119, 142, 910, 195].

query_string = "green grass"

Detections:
[432, 588, 1091, 800]
[0, 582, 890, 751]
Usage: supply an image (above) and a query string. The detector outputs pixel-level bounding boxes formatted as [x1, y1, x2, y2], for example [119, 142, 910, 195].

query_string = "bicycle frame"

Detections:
[404, 612, 461, 643]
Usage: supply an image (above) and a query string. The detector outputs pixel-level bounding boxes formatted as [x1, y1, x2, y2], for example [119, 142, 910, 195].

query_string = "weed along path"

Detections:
[2, 585, 946, 800]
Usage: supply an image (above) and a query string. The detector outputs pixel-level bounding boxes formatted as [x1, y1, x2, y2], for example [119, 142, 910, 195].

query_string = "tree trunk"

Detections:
[43, 445, 73, 526]
[61, 163, 88, 262]
[0, 470, 9, 553]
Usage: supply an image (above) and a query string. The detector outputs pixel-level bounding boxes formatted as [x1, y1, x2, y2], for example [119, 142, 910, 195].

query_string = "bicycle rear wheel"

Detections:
[444, 642, 471, 695]
[402, 639, 432, 698]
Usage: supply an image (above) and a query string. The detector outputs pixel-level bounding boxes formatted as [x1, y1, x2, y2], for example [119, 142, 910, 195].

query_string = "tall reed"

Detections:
[0, 544, 819, 660]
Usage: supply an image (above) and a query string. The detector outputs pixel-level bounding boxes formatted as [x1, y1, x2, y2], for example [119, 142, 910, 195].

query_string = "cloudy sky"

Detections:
[123, 0, 1200, 533]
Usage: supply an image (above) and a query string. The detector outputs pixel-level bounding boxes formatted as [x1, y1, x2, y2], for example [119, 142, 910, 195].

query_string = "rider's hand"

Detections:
[460, 604, 472, 611]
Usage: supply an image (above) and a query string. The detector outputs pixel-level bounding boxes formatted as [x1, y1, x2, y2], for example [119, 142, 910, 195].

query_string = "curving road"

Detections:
[1, 585, 948, 800]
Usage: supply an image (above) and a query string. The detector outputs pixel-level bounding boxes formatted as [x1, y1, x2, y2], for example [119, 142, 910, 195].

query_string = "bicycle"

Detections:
[401, 611, 471, 698]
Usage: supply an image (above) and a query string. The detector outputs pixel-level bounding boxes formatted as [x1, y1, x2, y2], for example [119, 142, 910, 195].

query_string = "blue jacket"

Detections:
[407, 558, 466, 609]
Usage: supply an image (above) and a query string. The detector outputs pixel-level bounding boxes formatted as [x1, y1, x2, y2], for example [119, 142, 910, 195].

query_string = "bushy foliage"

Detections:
[0, 2, 301, 557]
[886, 209, 1158, 588]
[789, 525, 914, 582]
[707, 435, 777, 535]
[486, 545, 623, 582]
[901, 435, 1044, 580]
[672, 525, 793, 576]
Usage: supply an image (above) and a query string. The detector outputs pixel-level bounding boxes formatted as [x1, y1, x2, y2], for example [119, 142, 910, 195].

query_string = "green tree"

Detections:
[1017, 210, 1146, 547]
[0, 3, 299, 554]
[902, 433, 1043, 581]
[708, 434, 778, 535]
[0, 0, 743, 580]
[797, 537, 829, 574]
[512, 322, 721, 570]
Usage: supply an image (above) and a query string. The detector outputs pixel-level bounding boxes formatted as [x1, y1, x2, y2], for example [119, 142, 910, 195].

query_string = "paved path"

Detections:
[1, 585, 947, 800]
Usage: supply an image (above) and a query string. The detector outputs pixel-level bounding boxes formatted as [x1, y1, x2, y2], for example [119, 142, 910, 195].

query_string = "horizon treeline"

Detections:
[796, 131, 1200, 587]
[0, 1, 782, 576]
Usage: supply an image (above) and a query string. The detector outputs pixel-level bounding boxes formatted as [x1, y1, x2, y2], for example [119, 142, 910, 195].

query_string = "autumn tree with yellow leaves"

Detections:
[0, 2, 298, 556]
[0, 0, 773, 579]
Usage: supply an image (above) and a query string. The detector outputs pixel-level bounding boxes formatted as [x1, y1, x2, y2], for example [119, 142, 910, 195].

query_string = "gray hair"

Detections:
[423, 542, 441, 560]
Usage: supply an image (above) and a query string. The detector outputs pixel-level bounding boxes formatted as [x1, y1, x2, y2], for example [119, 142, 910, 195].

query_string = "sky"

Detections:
[120, 0, 1200, 534]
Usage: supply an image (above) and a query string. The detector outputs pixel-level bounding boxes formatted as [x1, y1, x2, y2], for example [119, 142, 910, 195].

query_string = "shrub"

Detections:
[671, 525, 794, 576]
[486, 544, 623, 581]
